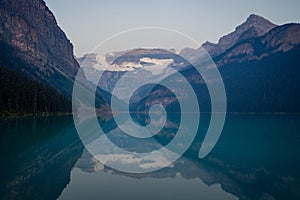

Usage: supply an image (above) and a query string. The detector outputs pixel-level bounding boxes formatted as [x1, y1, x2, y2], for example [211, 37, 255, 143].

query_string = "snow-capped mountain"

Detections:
[77, 48, 190, 94]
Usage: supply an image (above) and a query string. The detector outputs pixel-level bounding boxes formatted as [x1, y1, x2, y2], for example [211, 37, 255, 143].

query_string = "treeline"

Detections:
[0, 66, 72, 115]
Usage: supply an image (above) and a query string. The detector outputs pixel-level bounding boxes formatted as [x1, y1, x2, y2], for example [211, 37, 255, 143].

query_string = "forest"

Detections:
[0, 66, 72, 116]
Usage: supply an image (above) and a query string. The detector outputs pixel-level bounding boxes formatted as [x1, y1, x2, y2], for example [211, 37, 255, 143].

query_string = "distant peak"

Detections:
[247, 14, 265, 21]
[202, 14, 277, 57]
[242, 14, 277, 27]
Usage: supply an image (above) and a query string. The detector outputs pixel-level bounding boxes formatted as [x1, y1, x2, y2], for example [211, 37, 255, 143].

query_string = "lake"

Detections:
[1, 114, 299, 200]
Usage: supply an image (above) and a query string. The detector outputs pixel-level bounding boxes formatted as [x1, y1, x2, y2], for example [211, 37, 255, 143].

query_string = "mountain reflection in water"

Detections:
[1, 114, 300, 200]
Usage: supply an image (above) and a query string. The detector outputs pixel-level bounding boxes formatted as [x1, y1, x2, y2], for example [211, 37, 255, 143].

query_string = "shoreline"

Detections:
[1, 111, 300, 119]
[0, 112, 73, 119]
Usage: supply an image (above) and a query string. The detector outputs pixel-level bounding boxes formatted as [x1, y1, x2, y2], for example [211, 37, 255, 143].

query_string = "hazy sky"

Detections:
[44, 0, 300, 57]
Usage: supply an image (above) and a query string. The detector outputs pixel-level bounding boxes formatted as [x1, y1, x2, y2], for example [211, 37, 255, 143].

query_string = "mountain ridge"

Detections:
[202, 14, 277, 58]
[214, 23, 300, 65]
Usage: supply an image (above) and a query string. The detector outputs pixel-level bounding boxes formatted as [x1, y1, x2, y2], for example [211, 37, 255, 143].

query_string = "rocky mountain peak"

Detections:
[213, 23, 300, 66]
[202, 14, 277, 57]
[236, 14, 277, 36]
[246, 14, 272, 25]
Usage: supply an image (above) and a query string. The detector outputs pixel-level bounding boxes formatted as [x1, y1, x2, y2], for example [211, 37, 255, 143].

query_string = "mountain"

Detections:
[181, 15, 300, 113]
[79, 48, 189, 93]
[198, 14, 300, 66]
[214, 23, 300, 65]
[0, 0, 79, 98]
[212, 22, 300, 112]
[0, 0, 82, 114]
[133, 16, 300, 114]
[201, 14, 277, 58]
[78, 14, 300, 114]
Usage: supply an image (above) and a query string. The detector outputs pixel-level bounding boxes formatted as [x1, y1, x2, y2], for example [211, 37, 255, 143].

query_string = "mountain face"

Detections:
[199, 14, 300, 66]
[202, 14, 277, 58]
[0, 0, 79, 96]
[214, 23, 300, 66]
[0, 0, 83, 114]
[182, 20, 300, 113]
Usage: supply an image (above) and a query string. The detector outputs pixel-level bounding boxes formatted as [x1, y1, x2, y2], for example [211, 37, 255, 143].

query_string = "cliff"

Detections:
[0, 0, 79, 95]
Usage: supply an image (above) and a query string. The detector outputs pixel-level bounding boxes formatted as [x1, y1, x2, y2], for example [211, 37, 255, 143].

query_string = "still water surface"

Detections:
[0, 114, 299, 200]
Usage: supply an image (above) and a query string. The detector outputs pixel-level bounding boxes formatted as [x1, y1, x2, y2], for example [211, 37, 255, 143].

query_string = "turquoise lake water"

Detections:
[0, 114, 299, 200]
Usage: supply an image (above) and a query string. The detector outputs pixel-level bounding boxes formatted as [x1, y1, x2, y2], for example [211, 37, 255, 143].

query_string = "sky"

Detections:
[44, 0, 300, 57]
